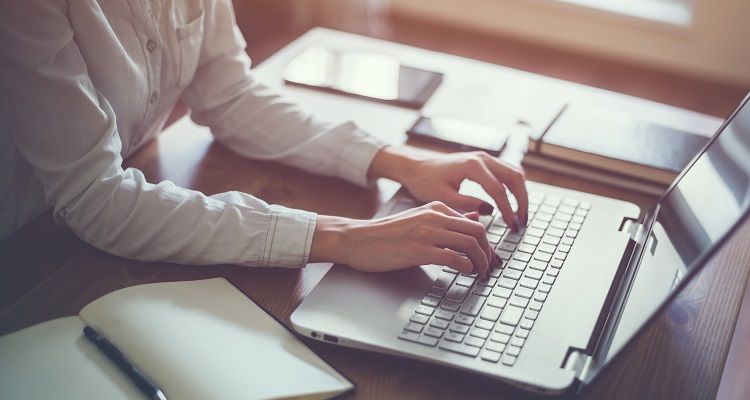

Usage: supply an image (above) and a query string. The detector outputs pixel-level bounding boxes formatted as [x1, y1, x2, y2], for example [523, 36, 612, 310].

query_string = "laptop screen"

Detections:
[604, 95, 750, 363]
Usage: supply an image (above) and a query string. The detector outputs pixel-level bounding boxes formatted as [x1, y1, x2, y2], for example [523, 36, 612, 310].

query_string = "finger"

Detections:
[430, 229, 489, 279]
[464, 165, 518, 232]
[441, 216, 493, 266]
[441, 190, 493, 215]
[485, 158, 529, 227]
[428, 248, 473, 275]
[424, 200, 465, 219]
[463, 211, 479, 221]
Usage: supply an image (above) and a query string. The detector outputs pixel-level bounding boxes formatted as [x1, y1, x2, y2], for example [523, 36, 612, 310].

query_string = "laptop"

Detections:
[291, 93, 750, 394]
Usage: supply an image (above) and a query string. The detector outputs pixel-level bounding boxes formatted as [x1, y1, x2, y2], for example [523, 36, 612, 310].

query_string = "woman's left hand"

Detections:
[369, 145, 528, 231]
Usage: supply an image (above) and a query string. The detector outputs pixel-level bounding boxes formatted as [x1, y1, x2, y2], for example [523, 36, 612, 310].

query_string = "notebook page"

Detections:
[79, 278, 352, 400]
[0, 316, 143, 400]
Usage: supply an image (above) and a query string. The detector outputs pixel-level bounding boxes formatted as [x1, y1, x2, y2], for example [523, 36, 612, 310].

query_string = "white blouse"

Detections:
[0, 0, 385, 267]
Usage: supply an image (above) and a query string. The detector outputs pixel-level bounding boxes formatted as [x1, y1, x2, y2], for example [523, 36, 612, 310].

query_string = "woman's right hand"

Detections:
[309, 201, 499, 279]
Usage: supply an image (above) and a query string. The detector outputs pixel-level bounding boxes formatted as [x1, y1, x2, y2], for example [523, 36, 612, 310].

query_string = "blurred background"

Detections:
[233, 0, 749, 118]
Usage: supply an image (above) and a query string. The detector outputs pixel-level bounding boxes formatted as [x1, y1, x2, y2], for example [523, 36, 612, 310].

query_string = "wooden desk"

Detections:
[2, 29, 749, 400]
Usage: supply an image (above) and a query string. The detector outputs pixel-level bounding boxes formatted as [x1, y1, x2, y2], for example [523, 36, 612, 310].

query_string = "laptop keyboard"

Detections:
[397, 191, 591, 366]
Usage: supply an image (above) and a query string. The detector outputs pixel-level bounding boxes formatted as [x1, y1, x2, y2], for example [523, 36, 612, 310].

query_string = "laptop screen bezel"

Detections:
[581, 92, 750, 388]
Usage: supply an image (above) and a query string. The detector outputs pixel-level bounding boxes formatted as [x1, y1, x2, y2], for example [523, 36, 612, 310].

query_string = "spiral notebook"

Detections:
[0, 278, 353, 400]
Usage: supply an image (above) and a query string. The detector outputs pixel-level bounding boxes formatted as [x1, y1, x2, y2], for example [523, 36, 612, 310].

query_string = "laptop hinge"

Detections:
[563, 348, 593, 381]
[618, 217, 647, 245]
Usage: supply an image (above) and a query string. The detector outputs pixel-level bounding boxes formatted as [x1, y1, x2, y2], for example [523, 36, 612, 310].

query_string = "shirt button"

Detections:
[149, 92, 158, 104]
[58, 207, 69, 219]
[146, 39, 157, 52]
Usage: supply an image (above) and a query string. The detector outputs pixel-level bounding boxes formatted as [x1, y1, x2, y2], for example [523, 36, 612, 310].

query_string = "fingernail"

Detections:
[478, 203, 494, 216]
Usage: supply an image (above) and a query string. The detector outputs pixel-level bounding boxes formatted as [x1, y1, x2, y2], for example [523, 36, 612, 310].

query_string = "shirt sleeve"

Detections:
[0, 1, 315, 268]
[179, 0, 387, 187]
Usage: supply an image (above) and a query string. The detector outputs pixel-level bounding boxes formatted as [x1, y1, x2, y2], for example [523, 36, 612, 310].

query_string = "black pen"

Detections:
[83, 325, 167, 400]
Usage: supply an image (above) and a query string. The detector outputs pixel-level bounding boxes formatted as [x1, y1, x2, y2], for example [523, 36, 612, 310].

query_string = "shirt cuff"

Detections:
[261, 205, 317, 268]
[334, 122, 388, 187]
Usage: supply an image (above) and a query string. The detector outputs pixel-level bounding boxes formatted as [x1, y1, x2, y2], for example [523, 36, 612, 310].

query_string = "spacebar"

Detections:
[438, 341, 480, 357]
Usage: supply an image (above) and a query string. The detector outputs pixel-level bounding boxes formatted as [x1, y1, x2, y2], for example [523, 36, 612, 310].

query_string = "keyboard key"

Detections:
[530, 220, 548, 230]
[434, 272, 456, 289]
[571, 215, 585, 224]
[555, 212, 573, 222]
[529, 300, 543, 311]
[562, 236, 576, 246]
[487, 296, 507, 308]
[481, 349, 502, 363]
[520, 318, 534, 330]
[418, 335, 439, 346]
[492, 287, 513, 298]
[510, 337, 525, 347]
[513, 252, 532, 262]
[410, 314, 429, 324]
[539, 205, 556, 214]
[550, 259, 564, 269]
[536, 212, 553, 222]
[503, 269, 522, 280]
[498, 242, 517, 252]
[517, 243, 536, 254]
[515, 328, 530, 339]
[489, 267, 503, 278]
[490, 332, 511, 343]
[515, 287, 534, 299]
[538, 283, 552, 293]
[533, 292, 548, 302]
[441, 300, 461, 312]
[404, 322, 424, 333]
[506, 345, 521, 357]
[439, 340, 480, 357]
[421, 296, 440, 308]
[444, 331, 465, 343]
[470, 327, 491, 339]
[533, 251, 552, 263]
[495, 324, 514, 335]
[449, 323, 470, 334]
[543, 195, 561, 207]
[445, 286, 470, 303]
[474, 318, 494, 331]
[547, 268, 559, 277]
[485, 341, 506, 353]
[488, 224, 507, 236]
[547, 227, 564, 237]
[525, 310, 539, 320]
[524, 269, 543, 280]
[519, 277, 538, 289]
[504, 233, 523, 244]
[506, 261, 526, 271]
[455, 275, 475, 287]
[495, 249, 514, 261]
[550, 220, 568, 230]
[465, 336, 485, 348]
[491, 218, 508, 229]
[398, 330, 420, 343]
[424, 326, 445, 338]
[428, 287, 446, 298]
[569, 222, 582, 231]
[500, 305, 524, 326]
[542, 235, 561, 245]
[522, 262, 543, 273]
[486, 233, 502, 245]
[472, 285, 492, 297]
[522, 235, 541, 246]
[480, 305, 502, 321]
[456, 315, 475, 325]
[580, 201, 592, 210]
[460, 295, 486, 316]
[565, 229, 578, 238]
[429, 316, 449, 328]
[542, 275, 555, 285]
[562, 198, 579, 208]
[497, 278, 517, 290]
[509, 296, 529, 308]
[575, 208, 588, 217]
[554, 251, 568, 261]
[477, 277, 497, 287]
[501, 354, 517, 366]
[415, 305, 435, 316]
[538, 243, 557, 254]
[558, 244, 572, 253]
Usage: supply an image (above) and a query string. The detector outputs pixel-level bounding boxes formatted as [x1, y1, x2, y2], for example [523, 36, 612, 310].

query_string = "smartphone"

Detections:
[406, 116, 508, 156]
[283, 47, 443, 109]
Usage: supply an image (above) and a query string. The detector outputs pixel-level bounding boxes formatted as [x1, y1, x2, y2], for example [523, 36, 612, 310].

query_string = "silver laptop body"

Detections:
[291, 94, 750, 395]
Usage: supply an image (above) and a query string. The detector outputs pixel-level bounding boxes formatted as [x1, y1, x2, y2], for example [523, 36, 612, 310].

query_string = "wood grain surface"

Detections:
[2, 5, 749, 399]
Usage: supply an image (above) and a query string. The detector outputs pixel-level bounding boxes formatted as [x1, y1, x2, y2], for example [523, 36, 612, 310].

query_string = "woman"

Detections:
[0, 0, 527, 280]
